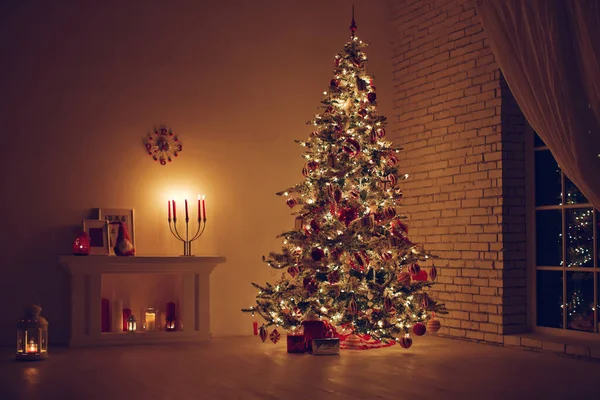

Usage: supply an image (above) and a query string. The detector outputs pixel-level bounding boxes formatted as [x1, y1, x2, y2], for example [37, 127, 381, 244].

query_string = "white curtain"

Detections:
[476, 0, 600, 209]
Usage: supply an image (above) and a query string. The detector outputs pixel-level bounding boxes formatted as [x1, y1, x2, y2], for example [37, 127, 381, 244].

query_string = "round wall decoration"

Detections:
[144, 127, 182, 165]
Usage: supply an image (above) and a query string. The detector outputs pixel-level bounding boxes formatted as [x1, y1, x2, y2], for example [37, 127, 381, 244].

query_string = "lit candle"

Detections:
[27, 341, 38, 353]
[168, 201, 171, 221]
[172, 200, 177, 220]
[198, 195, 202, 222]
[185, 199, 189, 221]
[145, 310, 156, 331]
[202, 195, 206, 220]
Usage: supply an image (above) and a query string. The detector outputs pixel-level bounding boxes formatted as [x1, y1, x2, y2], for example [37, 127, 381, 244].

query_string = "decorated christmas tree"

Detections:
[242, 11, 447, 350]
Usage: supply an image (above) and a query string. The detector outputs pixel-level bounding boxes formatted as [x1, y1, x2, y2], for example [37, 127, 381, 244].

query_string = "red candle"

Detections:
[168, 200, 171, 221]
[198, 195, 202, 221]
[172, 200, 177, 220]
[185, 199, 189, 220]
[253, 320, 258, 335]
[202, 195, 206, 220]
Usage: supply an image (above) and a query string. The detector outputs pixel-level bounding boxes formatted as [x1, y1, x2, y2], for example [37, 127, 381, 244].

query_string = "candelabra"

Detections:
[168, 215, 206, 256]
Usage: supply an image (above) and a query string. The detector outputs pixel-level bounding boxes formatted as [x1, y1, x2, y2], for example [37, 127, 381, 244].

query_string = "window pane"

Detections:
[597, 273, 599, 334]
[537, 270, 563, 328]
[535, 150, 561, 206]
[534, 132, 545, 147]
[536, 210, 563, 266]
[564, 176, 588, 204]
[566, 208, 594, 267]
[566, 272, 594, 332]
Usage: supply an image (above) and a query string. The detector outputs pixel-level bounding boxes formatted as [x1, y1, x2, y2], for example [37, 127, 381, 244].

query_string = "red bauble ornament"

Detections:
[429, 265, 438, 281]
[412, 270, 428, 282]
[269, 328, 281, 344]
[357, 109, 367, 118]
[427, 318, 441, 334]
[399, 335, 412, 349]
[259, 325, 268, 343]
[413, 322, 427, 336]
[311, 247, 325, 261]
[72, 232, 90, 256]
[386, 174, 398, 187]
[408, 264, 421, 276]
[380, 251, 393, 261]
[302, 165, 310, 177]
[367, 92, 377, 103]
[303, 277, 318, 293]
[353, 251, 369, 268]
[307, 160, 319, 171]
[383, 206, 396, 219]
[360, 214, 374, 229]
[391, 219, 409, 236]
[397, 272, 411, 286]
[370, 128, 378, 143]
[387, 155, 398, 166]
[376, 127, 386, 138]
[342, 138, 361, 156]
[310, 219, 320, 233]
[330, 79, 339, 87]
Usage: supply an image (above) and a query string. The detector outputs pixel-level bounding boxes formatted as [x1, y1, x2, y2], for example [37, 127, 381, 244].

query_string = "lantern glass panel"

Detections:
[142, 308, 160, 331]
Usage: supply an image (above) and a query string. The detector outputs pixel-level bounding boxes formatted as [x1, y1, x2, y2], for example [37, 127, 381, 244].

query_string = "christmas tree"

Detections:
[242, 11, 447, 349]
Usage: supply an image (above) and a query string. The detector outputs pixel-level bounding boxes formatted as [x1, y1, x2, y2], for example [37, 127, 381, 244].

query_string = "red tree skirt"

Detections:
[336, 325, 396, 350]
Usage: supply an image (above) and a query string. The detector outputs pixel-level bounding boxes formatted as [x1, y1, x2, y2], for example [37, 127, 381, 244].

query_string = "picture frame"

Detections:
[98, 208, 135, 256]
[82, 219, 110, 255]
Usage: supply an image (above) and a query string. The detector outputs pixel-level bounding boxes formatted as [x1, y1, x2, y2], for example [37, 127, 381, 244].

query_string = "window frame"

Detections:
[526, 124, 599, 338]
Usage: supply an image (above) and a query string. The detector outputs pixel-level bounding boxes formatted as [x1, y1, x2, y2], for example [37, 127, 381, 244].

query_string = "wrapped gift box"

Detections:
[311, 338, 340, 355]
[287, 335, 305, 353]
[302, 320, 326, 351]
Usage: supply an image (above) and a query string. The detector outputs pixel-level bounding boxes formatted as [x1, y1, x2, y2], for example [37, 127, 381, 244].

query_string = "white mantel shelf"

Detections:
[59, 255, 226, 348]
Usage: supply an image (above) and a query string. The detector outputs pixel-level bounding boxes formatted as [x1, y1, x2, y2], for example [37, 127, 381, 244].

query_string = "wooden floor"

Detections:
[1, 335, 599, 400]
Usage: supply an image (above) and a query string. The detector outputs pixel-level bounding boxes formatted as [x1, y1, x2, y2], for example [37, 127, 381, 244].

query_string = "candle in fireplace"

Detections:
[144, 308, 157, 331]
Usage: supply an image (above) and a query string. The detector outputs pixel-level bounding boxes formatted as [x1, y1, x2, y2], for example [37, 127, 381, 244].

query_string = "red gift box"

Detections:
[286, 334, 305, 353]
[302, 320, 326, 351]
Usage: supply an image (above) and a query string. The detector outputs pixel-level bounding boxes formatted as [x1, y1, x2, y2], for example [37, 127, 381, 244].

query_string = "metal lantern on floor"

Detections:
[126, 314, 137, 332]
[16, 305, 49, 361]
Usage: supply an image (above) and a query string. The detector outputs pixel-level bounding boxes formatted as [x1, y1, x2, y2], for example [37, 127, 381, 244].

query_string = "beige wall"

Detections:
[0, 0, 394, 345]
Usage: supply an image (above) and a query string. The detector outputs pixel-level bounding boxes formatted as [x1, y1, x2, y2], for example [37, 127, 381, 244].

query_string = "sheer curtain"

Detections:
[476, 0, 600, 209]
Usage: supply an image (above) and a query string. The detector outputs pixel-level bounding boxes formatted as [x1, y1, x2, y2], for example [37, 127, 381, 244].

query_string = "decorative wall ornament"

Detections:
[144, 127, 182, 165]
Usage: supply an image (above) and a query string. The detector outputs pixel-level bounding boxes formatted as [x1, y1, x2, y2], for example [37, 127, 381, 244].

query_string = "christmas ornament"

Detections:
[429, 265, 438, 281]
[360, 214, 375, 229]
[286, 198, 297, 209]
[144, 127, 182, 166]
[421, 294, 432, 309]
[383, 206, 396, 219]
[303, 278, 318, 294]
[311, 247, 325, 261]
[412, 269, 428, 281]
[384, 297, 394, 312]
[294, 216, 304, 230]
[259, 325, 268, 343]
[269, 328, 281, 344]
[376, 128, 386, 138]
[380, 251, 393, 261]
[330, 79, 339, 88]
[327, 270, 340, 284]
[109, 221, 135, 256]
[357, 108, 367, 118]
[356, 77, 368, 91]
[353, 252, 369, 268]
[413, 322, 426, 336]
[386, 174, 398, 187]
[407, 264, 420, 276]
[397, 272, 411, 286]
[72, 232, 90, 256]
[342, 138, 361, 156]
[307, 160, 319, 171]
[302, 165, 310, 177]
[427, 318, 441, 334]
[347, 298, 358, 315]
[287, 266, 299, 278]
[399, 334, 412, 349]
[386, 154, 398, 166]
[367, 92, 376, 103]
[391, 218, 409, 236]
[327, 153, 337, 168]
[310, 219, 320, 233]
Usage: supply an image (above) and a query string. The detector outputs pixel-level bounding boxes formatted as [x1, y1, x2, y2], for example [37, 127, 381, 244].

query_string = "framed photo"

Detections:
[82, 219, 109, 255]
[98, 208, 135, 256]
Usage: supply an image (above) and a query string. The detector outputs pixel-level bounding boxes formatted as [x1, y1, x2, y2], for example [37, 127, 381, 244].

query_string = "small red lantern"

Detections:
[72, 232, 90, 256]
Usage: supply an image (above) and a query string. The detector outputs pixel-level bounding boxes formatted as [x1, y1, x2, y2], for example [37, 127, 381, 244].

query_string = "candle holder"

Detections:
[168, 215, 206, 256]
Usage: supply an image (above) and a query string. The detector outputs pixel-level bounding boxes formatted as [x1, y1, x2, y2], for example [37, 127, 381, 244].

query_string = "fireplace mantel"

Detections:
[59, 255, 226, 347]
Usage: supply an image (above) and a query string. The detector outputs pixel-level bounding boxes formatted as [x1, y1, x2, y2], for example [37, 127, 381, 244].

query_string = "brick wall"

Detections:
[387, 0, 527, 342]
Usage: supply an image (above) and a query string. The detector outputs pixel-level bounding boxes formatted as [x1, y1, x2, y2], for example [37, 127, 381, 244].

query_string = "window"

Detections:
[533, 132, 599, 334]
